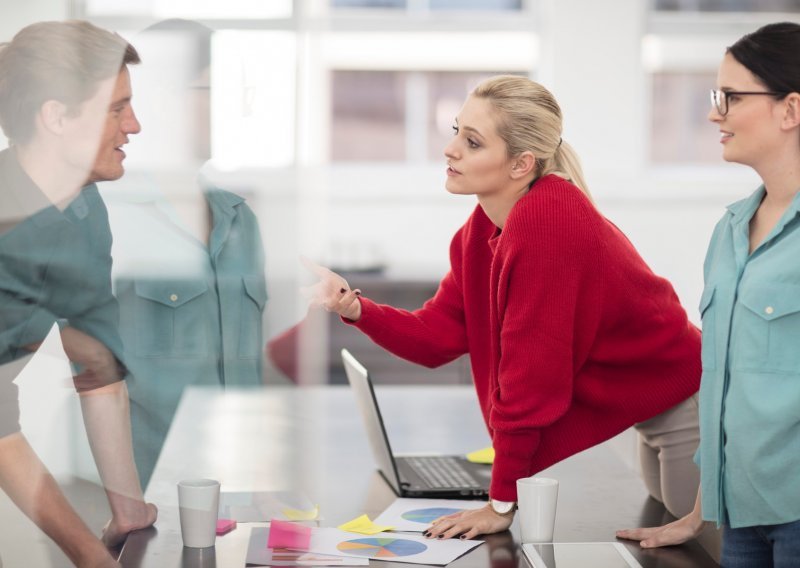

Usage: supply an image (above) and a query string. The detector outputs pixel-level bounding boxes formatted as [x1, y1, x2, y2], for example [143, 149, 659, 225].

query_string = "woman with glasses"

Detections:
[307, 75, 702, 539]
[618, 22, 800, 566]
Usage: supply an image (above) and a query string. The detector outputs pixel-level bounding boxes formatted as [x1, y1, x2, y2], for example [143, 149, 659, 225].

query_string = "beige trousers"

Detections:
[634, 394, 721, 562]
[634, 393, 701, 518]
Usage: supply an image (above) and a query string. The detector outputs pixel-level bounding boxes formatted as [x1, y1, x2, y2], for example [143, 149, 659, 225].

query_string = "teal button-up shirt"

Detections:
[697, 185, 800, 528]
[0, 149, 123, 365]
[102, 180, 267, 486]
[1, 147, 124, 437]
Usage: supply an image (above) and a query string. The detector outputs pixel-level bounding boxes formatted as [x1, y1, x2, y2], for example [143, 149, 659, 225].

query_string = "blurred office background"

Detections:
[1, 0, 798, 482]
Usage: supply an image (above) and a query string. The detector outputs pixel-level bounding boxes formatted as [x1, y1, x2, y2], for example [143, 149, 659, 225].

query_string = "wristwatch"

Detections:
[489, 499, 517, 516]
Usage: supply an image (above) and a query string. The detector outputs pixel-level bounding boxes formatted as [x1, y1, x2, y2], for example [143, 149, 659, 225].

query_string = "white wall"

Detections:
[0, 0, 65, 27]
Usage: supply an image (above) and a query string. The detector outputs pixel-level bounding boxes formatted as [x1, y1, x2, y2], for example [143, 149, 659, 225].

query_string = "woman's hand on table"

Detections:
[616, 508, 706, 548]
[617, 487, 707, 548]
[301, 258, 362, 321]
[424, 504, 513, 540]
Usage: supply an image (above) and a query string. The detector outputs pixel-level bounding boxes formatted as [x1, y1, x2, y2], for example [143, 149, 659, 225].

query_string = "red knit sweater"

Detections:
[352, 175, 701, 500]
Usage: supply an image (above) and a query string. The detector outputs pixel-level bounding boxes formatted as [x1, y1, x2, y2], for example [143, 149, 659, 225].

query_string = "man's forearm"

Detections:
[79, 381, 144, 508]
[79, 380, 157, 547]
[0, 432, 115, 566]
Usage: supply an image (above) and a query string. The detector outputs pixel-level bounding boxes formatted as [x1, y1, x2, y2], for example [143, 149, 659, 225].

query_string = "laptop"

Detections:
[341, 348, 490, 499]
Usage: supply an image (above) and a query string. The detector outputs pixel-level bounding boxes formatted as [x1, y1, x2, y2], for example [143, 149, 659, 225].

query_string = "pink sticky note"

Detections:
[216, 519, 237, 535]
[267, 519, 312, 550]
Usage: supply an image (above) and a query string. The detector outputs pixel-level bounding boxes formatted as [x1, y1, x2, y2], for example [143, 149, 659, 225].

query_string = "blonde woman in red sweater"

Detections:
[308, 75, 701, 539]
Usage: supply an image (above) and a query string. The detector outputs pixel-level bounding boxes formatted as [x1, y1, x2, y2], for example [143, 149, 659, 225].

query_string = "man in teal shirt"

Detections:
[0, 20, 156, 565]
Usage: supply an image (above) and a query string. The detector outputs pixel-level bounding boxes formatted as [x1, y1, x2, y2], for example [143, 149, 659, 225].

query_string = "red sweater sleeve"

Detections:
[349, 230, 470, 368]
[488, 188, 605, 500]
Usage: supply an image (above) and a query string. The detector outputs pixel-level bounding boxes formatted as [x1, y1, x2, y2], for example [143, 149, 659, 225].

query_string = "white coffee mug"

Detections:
[178, 479, 220, 548]
[516, 476, 558, 543]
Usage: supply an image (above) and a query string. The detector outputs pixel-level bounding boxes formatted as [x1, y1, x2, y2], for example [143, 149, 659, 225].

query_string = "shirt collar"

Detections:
[726, 184, 800, 226]
[0, 147, 53, 221]
[726, 185, 765, 226]
[0, 147, 94, 228]
[205, 186, 245, 210]
[64, 185, 96, 221]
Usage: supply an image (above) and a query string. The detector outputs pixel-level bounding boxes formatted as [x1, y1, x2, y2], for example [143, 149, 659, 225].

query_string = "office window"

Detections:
[76, 0, 534, 167]
[428, 0, 521, 9]
[331, 70, 519, 162]
[331, 71, 407, 161]
[651, 72, 720, 164]
[654, 0, 800, 11]
[332, 0, 405, 7]
[212, 31, 296, 169]
[330, 0, 521, 9]
[645, 1, 800, 164]
[84, 0, 292, 18]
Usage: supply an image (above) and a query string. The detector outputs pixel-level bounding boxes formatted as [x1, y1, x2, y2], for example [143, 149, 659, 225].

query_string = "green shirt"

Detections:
[697, 185, 800, 528]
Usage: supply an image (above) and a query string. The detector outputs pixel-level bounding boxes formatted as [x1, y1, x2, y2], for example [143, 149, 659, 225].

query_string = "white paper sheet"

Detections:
[246, 527, 369, 566]
[304, 527, 482, 566]
[373, 498, 487, 532]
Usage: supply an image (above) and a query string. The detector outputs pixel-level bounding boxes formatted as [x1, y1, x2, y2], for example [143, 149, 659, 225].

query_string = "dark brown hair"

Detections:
[728, 22, 800, 96]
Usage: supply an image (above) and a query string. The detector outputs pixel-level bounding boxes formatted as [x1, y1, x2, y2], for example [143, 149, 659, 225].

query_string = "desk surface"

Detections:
[119, 386, 717, 568]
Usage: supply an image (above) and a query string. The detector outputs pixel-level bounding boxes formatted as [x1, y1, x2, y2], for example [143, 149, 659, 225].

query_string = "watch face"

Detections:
[492, 500, 514, 514]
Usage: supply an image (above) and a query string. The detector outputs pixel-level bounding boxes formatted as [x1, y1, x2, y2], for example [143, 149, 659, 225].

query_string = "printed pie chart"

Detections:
[401, 507, 463, 524]
[337, 537, 428, 558]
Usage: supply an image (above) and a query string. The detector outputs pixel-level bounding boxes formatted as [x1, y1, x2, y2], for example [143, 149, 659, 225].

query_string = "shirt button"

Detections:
[765, 306, 774, 315]
[170, 294, 179, 302]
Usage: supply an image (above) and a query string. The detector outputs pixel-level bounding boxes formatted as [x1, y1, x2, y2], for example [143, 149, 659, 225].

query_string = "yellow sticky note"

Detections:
[466, 446, 495, 464]
[337, 514, 394, 535]
[282, 504, 320, 521]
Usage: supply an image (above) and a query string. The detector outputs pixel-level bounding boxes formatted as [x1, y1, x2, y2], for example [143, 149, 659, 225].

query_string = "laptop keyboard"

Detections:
[405, 456, 482, 489]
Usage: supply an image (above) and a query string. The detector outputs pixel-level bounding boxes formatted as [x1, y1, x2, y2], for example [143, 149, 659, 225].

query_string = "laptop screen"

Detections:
[341, 348, 404, 495]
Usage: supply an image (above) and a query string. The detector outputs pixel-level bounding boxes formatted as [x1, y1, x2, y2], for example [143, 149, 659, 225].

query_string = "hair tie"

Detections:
[556, 137, 563, 150]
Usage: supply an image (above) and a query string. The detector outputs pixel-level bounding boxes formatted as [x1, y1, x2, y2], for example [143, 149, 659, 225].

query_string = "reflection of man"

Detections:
[0, 20, 156, 566]
[102, 19, 267, 488]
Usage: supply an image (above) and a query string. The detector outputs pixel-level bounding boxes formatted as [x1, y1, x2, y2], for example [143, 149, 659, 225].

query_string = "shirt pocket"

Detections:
[737, 283, 800, 373]
[238, 275, 267, 358]
[699, 285, 717, 371]
[134, 279, 210, 358]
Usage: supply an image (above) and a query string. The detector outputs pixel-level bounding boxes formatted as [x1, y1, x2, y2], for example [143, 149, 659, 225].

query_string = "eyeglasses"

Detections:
[710, 89, 788, 117]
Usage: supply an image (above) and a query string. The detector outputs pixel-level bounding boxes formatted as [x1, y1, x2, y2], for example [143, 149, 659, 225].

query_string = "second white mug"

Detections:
[516, 476, 558, 543]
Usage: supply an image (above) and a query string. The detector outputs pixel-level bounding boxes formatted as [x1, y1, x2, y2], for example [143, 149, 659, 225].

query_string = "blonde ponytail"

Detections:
[551, 140, 591, 202]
